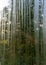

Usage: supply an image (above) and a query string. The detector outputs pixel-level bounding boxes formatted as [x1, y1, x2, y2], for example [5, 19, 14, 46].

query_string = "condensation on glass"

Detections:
[0, 0, 46, 65]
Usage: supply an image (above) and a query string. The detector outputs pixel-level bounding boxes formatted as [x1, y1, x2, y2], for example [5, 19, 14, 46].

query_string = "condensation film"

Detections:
[0, 0, 46, 65]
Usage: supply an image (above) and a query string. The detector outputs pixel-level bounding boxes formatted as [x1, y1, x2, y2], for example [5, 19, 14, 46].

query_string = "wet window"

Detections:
[0, 0, 46, 65]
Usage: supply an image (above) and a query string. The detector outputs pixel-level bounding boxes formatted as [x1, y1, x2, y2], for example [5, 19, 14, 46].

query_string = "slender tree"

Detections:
[30, 0, 36, 65]
[39, 0, 44, 65]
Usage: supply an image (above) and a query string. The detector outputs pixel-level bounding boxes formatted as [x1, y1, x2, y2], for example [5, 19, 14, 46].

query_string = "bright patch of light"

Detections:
[41, 14, 43, 17]
[7, 21, 11, 25]
[40, 24, 43, 27]
[36, 28, 39, 31]
[0, 0, 9, 10]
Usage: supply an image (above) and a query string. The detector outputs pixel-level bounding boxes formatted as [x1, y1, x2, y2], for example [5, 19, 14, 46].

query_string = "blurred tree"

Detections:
[39, 0, 44, 65]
